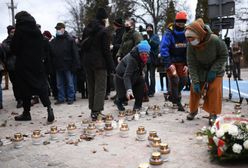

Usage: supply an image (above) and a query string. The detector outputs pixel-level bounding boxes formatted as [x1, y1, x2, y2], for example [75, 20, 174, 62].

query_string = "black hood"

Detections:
[84, 20, 105, 37]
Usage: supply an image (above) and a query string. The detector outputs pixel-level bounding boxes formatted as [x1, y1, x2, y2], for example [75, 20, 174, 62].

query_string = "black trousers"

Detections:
[115, 75, 145, 108]
[145, 63, 156, 95]
[8, 71, 22, 101]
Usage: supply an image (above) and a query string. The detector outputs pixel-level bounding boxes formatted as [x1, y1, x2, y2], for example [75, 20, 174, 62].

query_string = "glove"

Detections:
[193, 83, 201, 94]
[117, 57, 121, 63]
[126, 89, 134, 100]
[207, 71, 216, 83]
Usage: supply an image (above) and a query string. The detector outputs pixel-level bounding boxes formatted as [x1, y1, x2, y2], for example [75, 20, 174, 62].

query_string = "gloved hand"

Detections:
[126, 89, 134, 100]
[193, 83, 201, 94]
[117, 57, 121, 63]
[207, 71, 216, 83]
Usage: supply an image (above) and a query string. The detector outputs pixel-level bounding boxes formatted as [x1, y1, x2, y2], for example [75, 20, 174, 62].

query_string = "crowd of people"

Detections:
[0, 7, 236, 124]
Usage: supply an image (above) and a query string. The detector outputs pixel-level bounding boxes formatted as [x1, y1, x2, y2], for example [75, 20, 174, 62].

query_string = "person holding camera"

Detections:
[185, 18, 228, 124]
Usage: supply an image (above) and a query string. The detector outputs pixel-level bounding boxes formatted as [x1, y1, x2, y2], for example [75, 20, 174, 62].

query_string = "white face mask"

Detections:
[190, 39, 200, 46]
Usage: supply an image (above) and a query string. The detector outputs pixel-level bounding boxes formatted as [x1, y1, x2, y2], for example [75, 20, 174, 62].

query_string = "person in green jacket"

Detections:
[185, 18, 228, 125]
[116, 18, 143, 62]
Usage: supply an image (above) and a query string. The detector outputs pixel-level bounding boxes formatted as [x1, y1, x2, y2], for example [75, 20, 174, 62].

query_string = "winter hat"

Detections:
[55, 22, 65, 29]
[114, 18, 123, 27]
[175, 11, 187, 23]
[185, 18, 207, 41]
[43, 30, 52, 40]
[137, 40, 151, 53]
[185, 29, 199, 38]
[7, 25, 15, 34]
[146, 23, 153, 30]
[96, 7, 108, 20]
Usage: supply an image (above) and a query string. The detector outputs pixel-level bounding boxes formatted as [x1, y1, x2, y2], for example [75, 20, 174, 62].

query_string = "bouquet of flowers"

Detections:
[200, 115, 248, 161]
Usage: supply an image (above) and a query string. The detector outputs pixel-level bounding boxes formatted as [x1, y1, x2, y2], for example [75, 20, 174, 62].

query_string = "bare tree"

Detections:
[134, 0, 168, 34]
[65, 0, 86, 37]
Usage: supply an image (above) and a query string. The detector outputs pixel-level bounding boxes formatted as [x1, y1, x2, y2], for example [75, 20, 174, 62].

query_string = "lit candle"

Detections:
[50, 126, 58, 140]
[119, 123, 129, 138]
[14, 133, 23, 149]
[32, 130, 42, 145]
[136, 126, 147, 141]
[67, 122, 77, 136]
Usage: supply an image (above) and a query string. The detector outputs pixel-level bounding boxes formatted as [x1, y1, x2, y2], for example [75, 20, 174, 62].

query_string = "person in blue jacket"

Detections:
[160, 11, 188, 111]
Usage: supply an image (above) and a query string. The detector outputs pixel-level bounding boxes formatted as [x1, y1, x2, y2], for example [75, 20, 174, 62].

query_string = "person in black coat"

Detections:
[114, 40, 151, 111]
[2, 25, 23, 108]
[10, 11, 54, 122]
[81, 7, 115, 120]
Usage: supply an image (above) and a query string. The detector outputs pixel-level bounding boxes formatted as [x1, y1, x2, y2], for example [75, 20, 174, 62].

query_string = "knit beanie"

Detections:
[137, 40, 151, 53]
[185, 18, 207, 41]
[96, 7, 108, 20]
[7, 25, 15, 34]
[43, 30, 52, 40]
[114, 18, 123, 27]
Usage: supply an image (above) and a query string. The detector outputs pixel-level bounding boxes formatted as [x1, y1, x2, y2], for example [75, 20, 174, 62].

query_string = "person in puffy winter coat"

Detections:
[185, 18, 228, 125]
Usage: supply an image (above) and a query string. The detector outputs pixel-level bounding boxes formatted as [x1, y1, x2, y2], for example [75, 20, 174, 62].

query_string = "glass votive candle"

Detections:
[67, 122, 77, 136]
[234, 103, 241, 114]
[95, 118, 104, 130]
[136, 126, 147, 141]
[148, 131, 158, 145]
[104, 122, 113, 136]
[13, 133, 24, 149]
[138, 162, 150, 168]
[50, 126, 58, 140]
[119, 123, 129, 138]
[152, 137, 161, 152]
[32, 130, 42, 145]
[87, 122, 96, 137]
[105, 114, 114, 123]
[81, 119, 90, 130]
[149, 152, 163, 167]
[159, 143, 170, 161]
[126, 109, 134, 121]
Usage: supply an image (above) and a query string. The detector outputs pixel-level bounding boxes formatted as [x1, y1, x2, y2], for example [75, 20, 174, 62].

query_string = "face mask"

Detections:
[56, 30, 63, 36]
[147, 30, 153, 35]
[125, 26, 131, 32]
[190, 39, 200, 46]
[139, 53, 149, 64]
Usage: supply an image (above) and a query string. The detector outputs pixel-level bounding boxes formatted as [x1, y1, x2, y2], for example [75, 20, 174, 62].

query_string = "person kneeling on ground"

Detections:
[185, 18, 228, 125]
[114, 40, 151, 111]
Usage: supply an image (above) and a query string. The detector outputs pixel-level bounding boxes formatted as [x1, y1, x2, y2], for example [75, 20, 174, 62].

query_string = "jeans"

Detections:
[56, 70, 75, 102]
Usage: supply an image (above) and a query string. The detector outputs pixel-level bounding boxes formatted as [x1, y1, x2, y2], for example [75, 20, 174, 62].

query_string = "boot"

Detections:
[177, 102, 185, 112]
[186, 110, 198, 120]
[47, 106, 54, 122]
[14, 111, 31, 121]
[31, 96, 39, 106]
[16, 100, 23, 108]
[114, 99, 125, 111]
[91, 111, 98, 121]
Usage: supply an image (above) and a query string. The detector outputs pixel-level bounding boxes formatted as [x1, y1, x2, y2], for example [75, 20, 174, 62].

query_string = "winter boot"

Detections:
[186, 110, 198, 120]
[114, 99, 125, 111]
[91, 111, 99, 121]
[15, 111, 31, 121]
[47, 106, 54, 123]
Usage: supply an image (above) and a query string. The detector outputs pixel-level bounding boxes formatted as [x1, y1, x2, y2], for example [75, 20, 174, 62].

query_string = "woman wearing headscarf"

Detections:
[185, 18, 228, 124]
[11, 11, 54, 122]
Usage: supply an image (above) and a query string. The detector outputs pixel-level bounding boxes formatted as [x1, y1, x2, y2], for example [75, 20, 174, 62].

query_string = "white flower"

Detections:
[232, 143, 243, 154]
[201, 126, 207, 132]
[216, 129, 225, 138]
[228, 125, 239, 137]
[211, 126, 216, 134]
[220, 124, 231, 133]
[243, 140, 248, 150]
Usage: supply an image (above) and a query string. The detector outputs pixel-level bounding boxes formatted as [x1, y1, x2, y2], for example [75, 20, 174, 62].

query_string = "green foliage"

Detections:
[195, 0, 209, 24]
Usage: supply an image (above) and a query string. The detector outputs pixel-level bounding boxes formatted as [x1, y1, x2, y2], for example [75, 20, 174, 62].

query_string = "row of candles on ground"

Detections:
[13, 128, 170, 167]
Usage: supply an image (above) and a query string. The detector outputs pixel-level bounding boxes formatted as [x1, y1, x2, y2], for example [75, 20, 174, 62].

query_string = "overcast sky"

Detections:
[0, 0, 197, 41]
